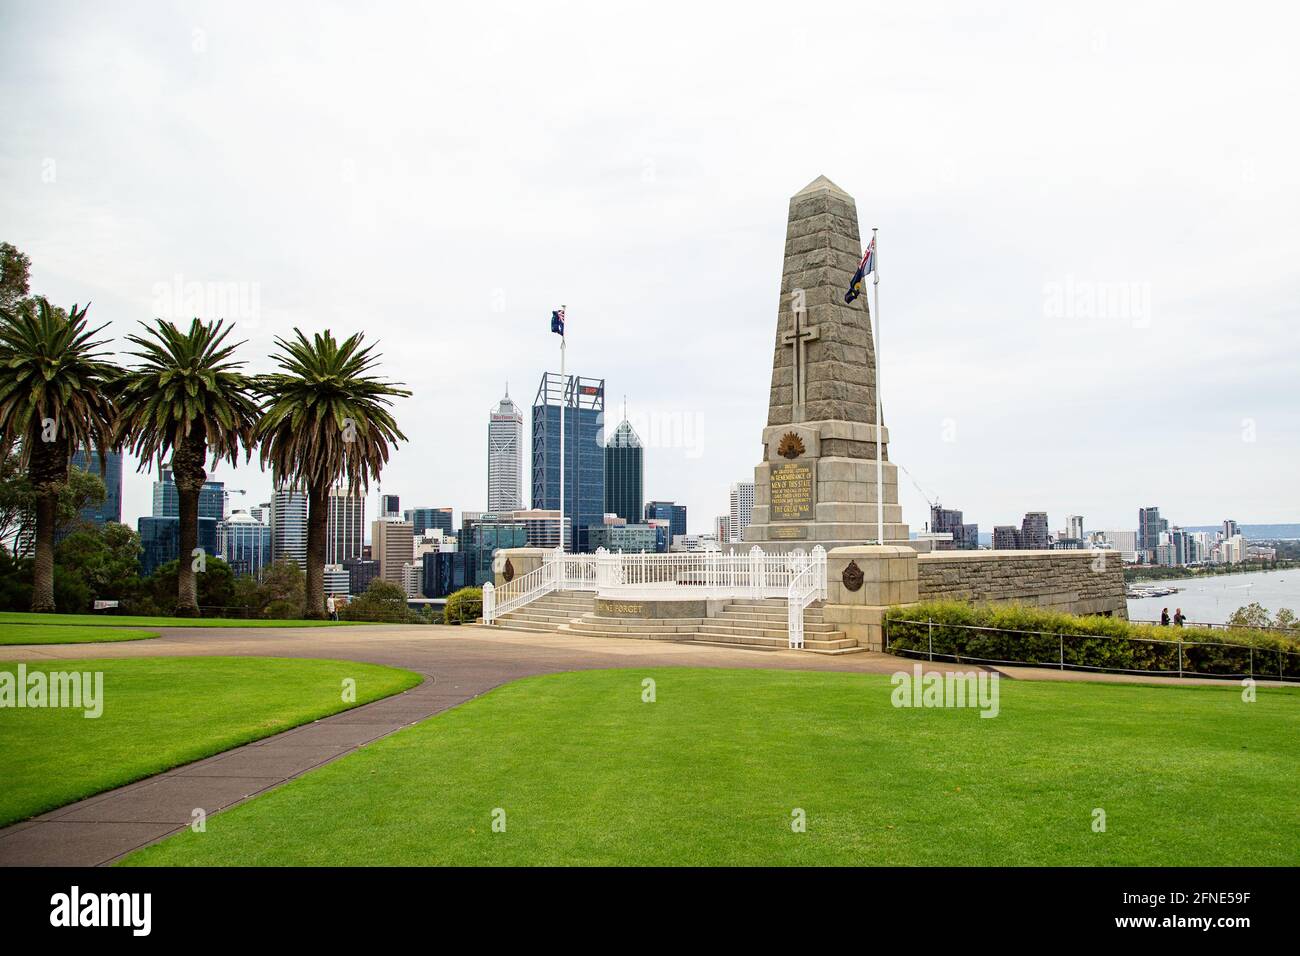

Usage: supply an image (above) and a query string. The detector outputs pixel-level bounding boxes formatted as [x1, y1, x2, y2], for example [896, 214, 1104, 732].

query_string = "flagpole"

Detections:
[872, 228, 884, 546]
[558, 305, 566, 554]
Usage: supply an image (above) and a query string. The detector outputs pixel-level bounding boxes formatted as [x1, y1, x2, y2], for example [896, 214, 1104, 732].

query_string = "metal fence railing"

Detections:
[885, 618, 1300, 682]
[484, 545, 829, 630]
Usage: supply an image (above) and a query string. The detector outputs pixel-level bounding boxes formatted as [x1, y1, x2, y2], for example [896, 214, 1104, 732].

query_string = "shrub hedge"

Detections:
[884, 601, 1300, 680]
[444, 587, 483, 625]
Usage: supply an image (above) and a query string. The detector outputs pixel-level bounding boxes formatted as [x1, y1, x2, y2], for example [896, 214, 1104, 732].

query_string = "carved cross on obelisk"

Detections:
[782, 300, 820, 422]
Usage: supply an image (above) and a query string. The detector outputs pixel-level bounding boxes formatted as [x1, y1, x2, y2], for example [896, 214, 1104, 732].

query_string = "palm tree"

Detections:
[255, 330, 408, 618]
[0, 299, 118, 611]
[114, 318, 259, 616]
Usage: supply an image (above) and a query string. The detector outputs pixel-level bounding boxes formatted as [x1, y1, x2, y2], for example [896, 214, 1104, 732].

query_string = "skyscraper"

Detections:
[603, 418, 644, 524]
[1066, 515, 1084, 540]
[1138, 506, 1163, 555]
[217, 510, 273, 579]
[152, 467, 224, 520]
[992, 525, 1021, 550]
[270, 489, 308, 570]
[929, 503, 978, 550]
[644, 501, 687, 541]
[1020, 512, 1049, 550]
[69, 448, 123, 526]
[405, 507, 454, 536]
[327, 486, 366, 565]
[371, 517, 414, 586]
[532, 372, 605, 551]
[729, 481, 755, 543]
[487, 389, 524, 512]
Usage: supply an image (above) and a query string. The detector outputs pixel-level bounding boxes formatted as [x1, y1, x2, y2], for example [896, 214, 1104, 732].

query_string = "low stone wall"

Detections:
[916, 550, 1127, 619]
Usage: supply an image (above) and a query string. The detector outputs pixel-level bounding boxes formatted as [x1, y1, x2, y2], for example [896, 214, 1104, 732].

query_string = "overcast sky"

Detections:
[2, 0, 1297, 537]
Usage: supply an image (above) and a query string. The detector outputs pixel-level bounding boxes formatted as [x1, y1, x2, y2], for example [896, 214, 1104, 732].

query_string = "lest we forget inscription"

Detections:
[770, 461, 813, 520]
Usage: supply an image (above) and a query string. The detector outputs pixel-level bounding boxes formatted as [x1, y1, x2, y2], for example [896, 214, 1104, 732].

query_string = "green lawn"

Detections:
[0, 657, 421, 827]
[120, 668, 1299, 867]
[0, 611, 362, 629]
[0, 623, 159, 645]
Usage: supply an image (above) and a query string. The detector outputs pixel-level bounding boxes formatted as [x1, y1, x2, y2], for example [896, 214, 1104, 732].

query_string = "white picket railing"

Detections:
[483, 546, 827, 637]
[482, 548, 597, 624]
[786, 546, 827, 649]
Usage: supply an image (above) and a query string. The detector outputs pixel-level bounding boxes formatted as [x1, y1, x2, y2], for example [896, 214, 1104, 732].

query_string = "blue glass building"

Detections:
[644, 501, 687, 541]
[152, 467, 225, 520]
[69, 448, 123, 526]
[217, 512, 273, 579]
[405, 507, 454, 536]
[532, 372, 605, 552]
[138, 516, 220, 577]
[459, 513, 528, 586]
[422, 551, 470, 598]
[603, 419, 643, 525]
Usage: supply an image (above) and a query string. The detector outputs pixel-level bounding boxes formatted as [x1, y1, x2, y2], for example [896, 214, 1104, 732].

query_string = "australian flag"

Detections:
[551, 307, 565, 336]
[844, 237, 876, 304]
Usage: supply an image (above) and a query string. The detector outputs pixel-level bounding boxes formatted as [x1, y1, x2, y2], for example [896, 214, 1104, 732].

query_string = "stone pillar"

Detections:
[822, 545, 918, 651]
[493, 547, 552, 587]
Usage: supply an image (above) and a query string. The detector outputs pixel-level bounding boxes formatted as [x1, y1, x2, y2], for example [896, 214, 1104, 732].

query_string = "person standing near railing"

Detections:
[1173, 608, 1185, 626]
[1160, 608, 1170, 626]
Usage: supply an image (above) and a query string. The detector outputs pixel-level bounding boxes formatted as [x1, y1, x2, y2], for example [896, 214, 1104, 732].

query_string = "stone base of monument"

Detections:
[820, 545, 919, 652]
[743, 421, 913, 550]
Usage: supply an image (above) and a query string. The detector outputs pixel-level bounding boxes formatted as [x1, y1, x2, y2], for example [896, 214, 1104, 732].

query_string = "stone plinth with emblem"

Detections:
[744, 175, 911, 550]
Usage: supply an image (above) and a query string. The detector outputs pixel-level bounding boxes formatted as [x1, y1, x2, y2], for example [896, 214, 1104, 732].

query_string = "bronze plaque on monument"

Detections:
[770, 461, 813, 520]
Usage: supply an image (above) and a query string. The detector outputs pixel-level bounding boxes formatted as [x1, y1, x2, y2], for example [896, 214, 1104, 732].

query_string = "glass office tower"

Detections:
[603, 419, 643, 525]
[531, 372, 605, 552]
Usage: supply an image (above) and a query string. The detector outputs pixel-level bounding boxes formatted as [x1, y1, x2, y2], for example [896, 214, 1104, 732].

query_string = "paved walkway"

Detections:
[1, 622, 1282, 866]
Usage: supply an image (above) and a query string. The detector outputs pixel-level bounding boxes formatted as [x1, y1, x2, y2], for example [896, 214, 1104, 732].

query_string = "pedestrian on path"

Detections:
[1160, 608, 1170, 626]
[1173, 608, 1185, 626]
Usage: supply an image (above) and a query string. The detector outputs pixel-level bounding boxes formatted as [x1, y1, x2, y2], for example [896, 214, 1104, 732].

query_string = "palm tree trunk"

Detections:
[175, 482, 200, 616]
[30, 490, 57, 612]
[172, 440, 206, 618]
[28, 437, 68, 613]
[305, 480, 329, 619]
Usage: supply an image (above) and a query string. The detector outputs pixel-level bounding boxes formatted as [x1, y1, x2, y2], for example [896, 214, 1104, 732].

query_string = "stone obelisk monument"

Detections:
[744, 175, 910, 549]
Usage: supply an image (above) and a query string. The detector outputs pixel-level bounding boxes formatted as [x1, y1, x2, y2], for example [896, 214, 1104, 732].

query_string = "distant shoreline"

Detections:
[1127, 561, 1298, 584]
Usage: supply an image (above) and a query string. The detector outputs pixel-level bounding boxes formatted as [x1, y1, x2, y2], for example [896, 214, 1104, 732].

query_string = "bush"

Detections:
[264, 599, 305, 620]
[443, 587, 482, 625]
[884, 600, 1300, 680]
[341, 579, 413, 624]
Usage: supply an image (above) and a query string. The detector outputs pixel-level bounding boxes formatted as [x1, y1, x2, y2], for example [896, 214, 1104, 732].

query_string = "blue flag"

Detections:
[551, 307, 565, 336]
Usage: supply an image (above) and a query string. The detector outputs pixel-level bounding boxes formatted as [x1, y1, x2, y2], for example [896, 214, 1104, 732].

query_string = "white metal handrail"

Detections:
[483, 548, 597, 624]
[786, 546, 827, 649]
[484, 545, 828, 636]
[585, 545, 814, 600]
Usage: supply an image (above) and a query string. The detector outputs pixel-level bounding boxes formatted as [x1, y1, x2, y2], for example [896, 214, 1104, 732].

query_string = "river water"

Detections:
[1127, 567, 1300, 625]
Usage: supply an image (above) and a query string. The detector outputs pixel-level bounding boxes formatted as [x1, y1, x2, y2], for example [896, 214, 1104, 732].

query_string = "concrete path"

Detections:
[1, 622, 1284, 866]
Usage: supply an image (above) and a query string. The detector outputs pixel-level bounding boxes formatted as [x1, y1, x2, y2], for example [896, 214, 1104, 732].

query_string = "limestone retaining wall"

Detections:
[916, 550, 1127, 619]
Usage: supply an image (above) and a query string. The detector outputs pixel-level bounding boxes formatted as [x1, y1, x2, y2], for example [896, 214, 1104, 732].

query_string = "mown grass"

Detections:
[0, 623, 158, 645]
[0, 611, 362, 629]
[0, 656, 422, 826]
[120, 667, 1298, 867]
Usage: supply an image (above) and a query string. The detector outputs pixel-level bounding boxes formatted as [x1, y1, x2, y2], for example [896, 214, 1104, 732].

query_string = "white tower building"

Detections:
[729, 481, 755, 543]
[487, 388, 524, 512]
